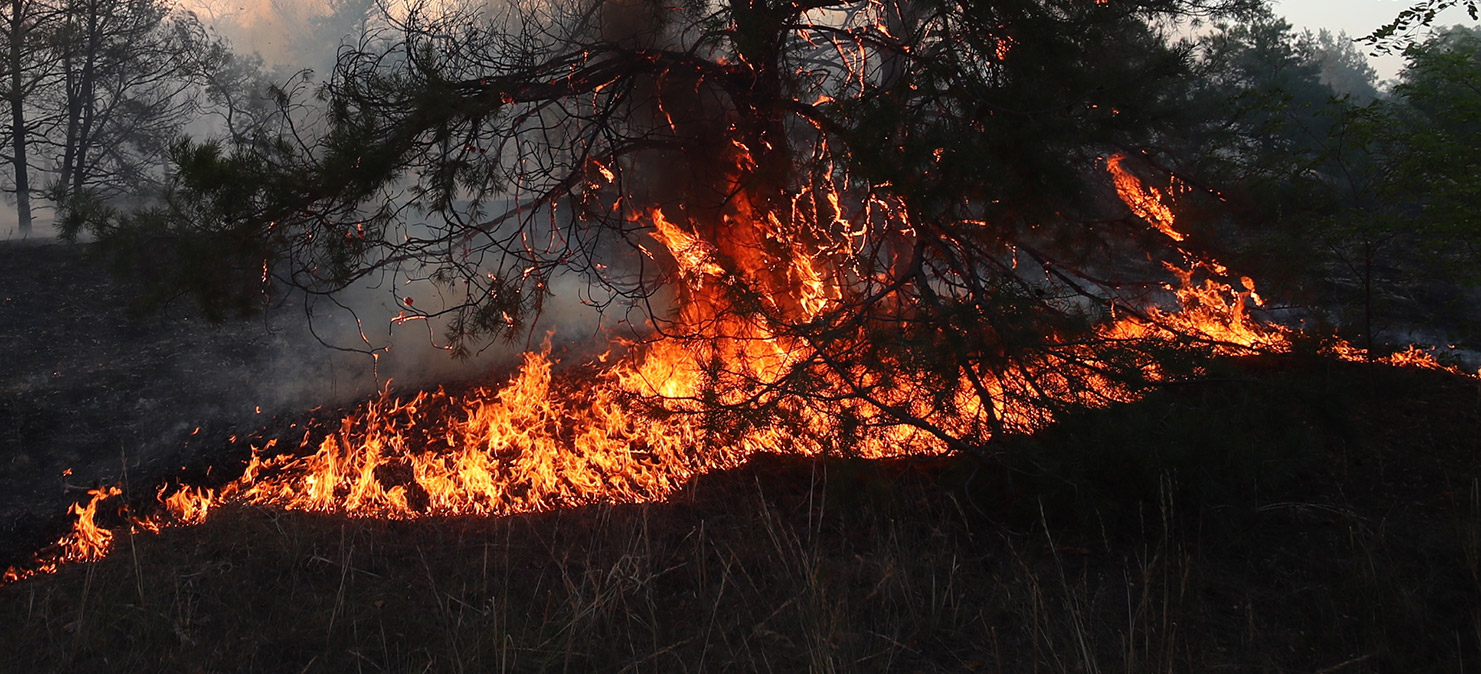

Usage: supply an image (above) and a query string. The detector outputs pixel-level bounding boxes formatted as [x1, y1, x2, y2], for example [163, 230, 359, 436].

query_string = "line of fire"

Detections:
[3, 0, 1475, 585]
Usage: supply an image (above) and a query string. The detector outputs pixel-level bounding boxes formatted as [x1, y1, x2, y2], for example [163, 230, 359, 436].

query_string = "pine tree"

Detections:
[82, 0, 1258, 449]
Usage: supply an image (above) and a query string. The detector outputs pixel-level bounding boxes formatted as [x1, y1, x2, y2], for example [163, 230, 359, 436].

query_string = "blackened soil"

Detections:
[0, 240, 367, 567]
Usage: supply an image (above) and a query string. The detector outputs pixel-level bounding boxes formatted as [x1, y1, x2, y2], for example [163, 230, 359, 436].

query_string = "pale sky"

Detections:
[1274, 0, 1476, 82]
[189, 0, 1480, 82]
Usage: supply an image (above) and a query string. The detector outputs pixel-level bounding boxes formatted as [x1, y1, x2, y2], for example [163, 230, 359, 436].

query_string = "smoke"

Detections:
[185, 0, 351, 72]
[26, 0, 663, 449]
[0, 205, 58, 241]
[259, 263, 612, 408]
[7, 0, 689, 447]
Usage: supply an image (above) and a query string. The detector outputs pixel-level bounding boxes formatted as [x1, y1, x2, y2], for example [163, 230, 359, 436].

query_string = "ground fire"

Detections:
[4, 154, 1470, 586]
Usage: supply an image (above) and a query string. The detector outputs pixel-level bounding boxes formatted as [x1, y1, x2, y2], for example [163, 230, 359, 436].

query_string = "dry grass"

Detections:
[0, 459, 1182, 674]
[2, 358, 1479, 673]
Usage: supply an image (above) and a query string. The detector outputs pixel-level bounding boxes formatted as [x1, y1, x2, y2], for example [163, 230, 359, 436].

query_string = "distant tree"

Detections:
[182, 28, 286, 142]
[48, 0, 213, 202]
[1303, 29, 1381, 102]
[1218, 21, 1481, 352]
[1187, 10, 1347, 204]
[0, 0, 269, 235]
[1382, 26, 1481, 278]
[1184, 10, 1416, 351]
[1330, 25, 1481, 349]
[1386, 27, 1481, 196]
[1300, 111, 1401, 355]
[296, 0, 379, 68]
[192, 0, 380, 73]
[0, 0, 55, 235]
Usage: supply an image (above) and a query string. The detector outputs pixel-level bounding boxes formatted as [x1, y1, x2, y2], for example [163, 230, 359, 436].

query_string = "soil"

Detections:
[0, 239, 392, 566]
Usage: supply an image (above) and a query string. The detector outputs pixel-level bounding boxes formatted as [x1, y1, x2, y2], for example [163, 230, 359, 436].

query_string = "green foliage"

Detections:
[1314, 27, 1481, 344]
[1305, 29, 1381, 103]
[1363, 0, 1481, 53]
[1185, 10, 1481, 350]
[56, 141, 291, 320]
[1190, 11, 1347, 185]
[838, 0, 1198, 230]
[1385, 26, 1481, 271]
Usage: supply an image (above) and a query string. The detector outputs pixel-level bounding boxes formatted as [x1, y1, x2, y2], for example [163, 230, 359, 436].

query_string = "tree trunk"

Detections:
[60, 0, 99, 201]
[72, 0, 101, 196]
[8, 0, 32, 236]
[70, 35, 96, 196]
[1363, 241, 1375, 360]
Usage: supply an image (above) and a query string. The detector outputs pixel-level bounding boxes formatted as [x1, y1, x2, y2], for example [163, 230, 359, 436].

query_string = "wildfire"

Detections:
[1101, 261, 1290, 354]
[1107, 153, 1183, 242]
[1320, 340, 1470, 373]
[3, 486, 119, 584]
[648, 209, 725, 280]
[3, 151, 1471, 586]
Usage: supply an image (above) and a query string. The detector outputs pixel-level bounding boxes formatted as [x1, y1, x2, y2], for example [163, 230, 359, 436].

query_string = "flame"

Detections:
[648, 209, 725, 280]
[788, 248, 837, 319]
[5, 147, 1472, 586]
[1107, 154, 1182, 242]
[3, 486, 119, 584]
[161, 486, 215, 525]
[1322, 341, 1475, 376]
[64, 487, 120, 561]
[1101, 262, 1290, 353]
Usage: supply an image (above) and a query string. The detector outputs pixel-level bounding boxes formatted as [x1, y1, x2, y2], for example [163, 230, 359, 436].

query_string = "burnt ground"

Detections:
[0, 239, 403, 565]
[1, 238, 1480, 672]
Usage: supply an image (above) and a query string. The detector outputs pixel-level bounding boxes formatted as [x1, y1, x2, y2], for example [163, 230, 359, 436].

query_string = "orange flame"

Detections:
[1107, 154, 1182, 242]
[5, 148, 1472, 586]
[4, 486, 120, 584]
[649, 209, 725, 280]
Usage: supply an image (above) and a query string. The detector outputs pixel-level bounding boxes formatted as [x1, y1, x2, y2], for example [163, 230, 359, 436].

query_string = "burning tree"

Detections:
[75, 0, 1265, 456]
[15, 0, 1481, 591]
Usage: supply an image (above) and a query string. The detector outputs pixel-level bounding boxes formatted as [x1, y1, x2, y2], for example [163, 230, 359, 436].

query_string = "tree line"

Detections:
[0, 0, 286, 236]
[1186, 8, 1481, 352]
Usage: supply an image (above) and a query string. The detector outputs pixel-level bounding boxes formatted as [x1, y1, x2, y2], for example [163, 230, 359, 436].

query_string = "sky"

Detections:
[1275, 0, 1476, 81]
[197, 0, 1478, 83]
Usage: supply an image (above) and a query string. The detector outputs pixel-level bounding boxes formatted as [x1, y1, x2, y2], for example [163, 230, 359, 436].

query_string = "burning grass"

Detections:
[6, 153, 1476, 587]
[4, 149, 1479, 671]
[1, 359, 1477, 673]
